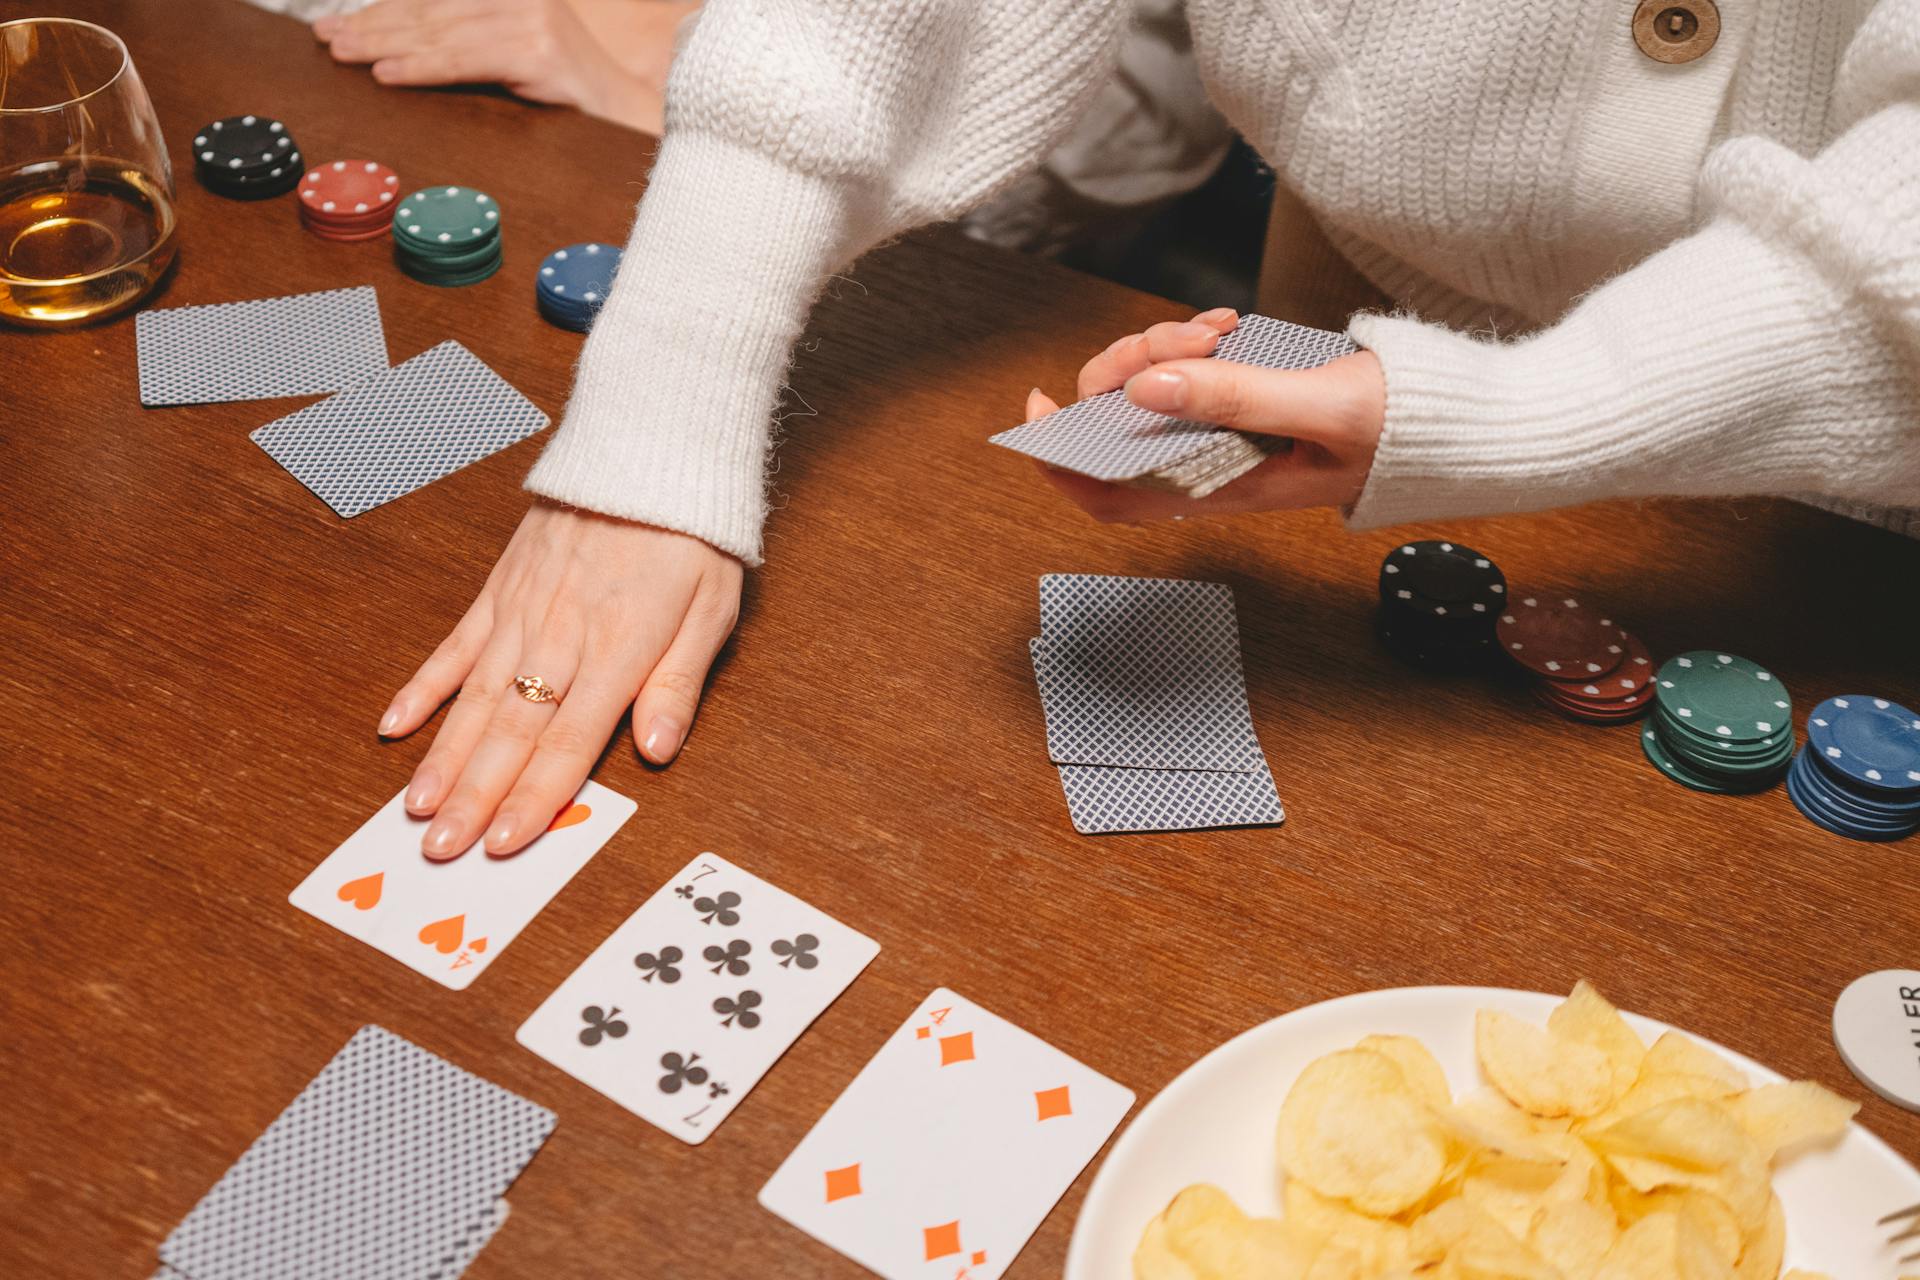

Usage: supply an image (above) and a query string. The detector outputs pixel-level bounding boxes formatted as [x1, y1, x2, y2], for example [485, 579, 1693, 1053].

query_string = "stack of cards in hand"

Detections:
[135, 286, 548, 518]
[1030, 574, 1283, 834]
[987, 315, 1356, 498]
[154, 1026, 553, 1280]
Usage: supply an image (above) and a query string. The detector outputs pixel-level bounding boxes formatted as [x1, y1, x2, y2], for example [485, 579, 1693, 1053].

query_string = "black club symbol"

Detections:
[708, 1081, 729, 1099]
[715, 990, 762, 1029]
[675, 884, 695, 899]
[771, 933, 820, 970]
[633, 946, 683, 984]
[703, 939, 752, 975]
[693, 890, 741, 925]
[577, 1005, 628, 1047]
[657, 1051, 709, 1094]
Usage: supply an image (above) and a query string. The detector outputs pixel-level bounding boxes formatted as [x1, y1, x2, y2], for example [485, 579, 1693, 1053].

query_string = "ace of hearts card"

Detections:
[288, 780, 636, 990]
[759, 989, 1135, 1280]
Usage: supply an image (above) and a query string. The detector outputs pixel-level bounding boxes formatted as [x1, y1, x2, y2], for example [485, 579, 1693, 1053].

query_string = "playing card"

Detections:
[1054, 760, 1284, 834]
[758, 990, 1134, 1280]
[136, 286, 388, 406]
[151, 1203, 508, 1280]
[516, 852, 879, 1145]
[288, 780, 635, 990]
[1032, 575, 1263, 772]
[158, 1026, 552, 1280]
[250, 340, 548, 518]
[987, 314, 1355, 489]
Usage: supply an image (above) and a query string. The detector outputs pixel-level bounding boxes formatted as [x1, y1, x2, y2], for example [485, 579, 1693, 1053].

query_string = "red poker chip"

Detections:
[299, 159, 400, 223]
[1496, 595, 1622, 679]
[1531, 684, 1650, 723]
[303, 221, 394, 243]
[1540, 626, 1653, 697]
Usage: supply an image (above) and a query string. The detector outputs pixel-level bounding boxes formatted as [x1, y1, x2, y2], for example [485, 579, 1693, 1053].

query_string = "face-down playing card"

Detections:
[288, 780, 636, 991]
[758, 989, 1135, 1280]
[515, 852, 880, 1145]
[250, 339, 548, 517]
[136, 286, 389, 406]
[157, 1026, 552, 1280]
[1033, 574, 1263, 772]
[986, 314, 1357, 491]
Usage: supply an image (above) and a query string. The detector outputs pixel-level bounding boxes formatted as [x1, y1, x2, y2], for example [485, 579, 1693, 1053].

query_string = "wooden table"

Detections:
[6, 2, 1918, 1274]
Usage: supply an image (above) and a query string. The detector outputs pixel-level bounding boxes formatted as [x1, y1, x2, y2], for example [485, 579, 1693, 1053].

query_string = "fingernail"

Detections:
[1173, 321, 1215, 340]
[405, 768, 440, 812]
[422, 818, 463, 858]
[378, 705, 402, 736]
[642, 716, 684, 763]
[1129, 369, 1188, 412]
[1198, 307, 1236, 324]
[484, 818, 517, 852]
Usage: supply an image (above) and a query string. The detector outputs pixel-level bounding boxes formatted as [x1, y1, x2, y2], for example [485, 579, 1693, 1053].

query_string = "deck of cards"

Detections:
[1031, 574, 1283, 833]
[987, 314, 1355, 498]
[154, 1026, 552, 1280]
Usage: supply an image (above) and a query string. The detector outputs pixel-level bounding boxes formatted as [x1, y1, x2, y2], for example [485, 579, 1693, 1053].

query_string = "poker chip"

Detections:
[298, 160, 401, 242]
[391, 186, 503, 287]
[1527, 621, 1654, 724]
[1373, 540, 1504, 673]
[535, 242, 621, 332]
[1785, 696, 1920, 841]
[1497, 595, 1621, 679]
[192, 114, 304, 199]
[1640, 651, 1793, 792]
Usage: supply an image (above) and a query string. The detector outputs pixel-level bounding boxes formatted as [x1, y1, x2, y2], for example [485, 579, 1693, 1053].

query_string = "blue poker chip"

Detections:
[1787, 752, 1915, 841]
[535, 242, 620, 331]
[1793, 750, 1920, 828]
[1804, 695, 1920, 793]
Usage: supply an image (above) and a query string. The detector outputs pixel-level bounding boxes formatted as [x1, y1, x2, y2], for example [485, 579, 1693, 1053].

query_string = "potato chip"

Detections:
[1608, 1187, 1740, 1266]
[1357, 1035, 1453, 1111]
[1476, 1009, 1615, 1119]
[1278, 1050, 1450, 1216]
[1732, 1195, 1784, 1280]
[1529, 1198, 1618, 1280]
[1282, 1181, 1411, 1273]
[1581, 1071, 1745, 1133]
[1587, 1099, 1770, 1230]
[1548, 982, 1646, 1102]
[1134, 1184, 1319, 1280]
[1641, 1032, 1748, 1095]
[1726, 1082, 1859, 1162]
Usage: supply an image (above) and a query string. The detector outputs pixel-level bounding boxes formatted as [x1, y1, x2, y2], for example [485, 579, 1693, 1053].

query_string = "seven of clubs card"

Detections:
[289, 780, 636, 990]
[759, 990, 1135, 1280]
[516, 853, 879, 1144]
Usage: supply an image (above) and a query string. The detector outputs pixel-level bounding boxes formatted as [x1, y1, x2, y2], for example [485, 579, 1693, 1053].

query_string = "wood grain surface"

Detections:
[4, 2, 1917, 1276]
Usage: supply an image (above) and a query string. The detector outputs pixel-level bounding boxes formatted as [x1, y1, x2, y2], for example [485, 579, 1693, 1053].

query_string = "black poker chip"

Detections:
[192, 114, 304, 200]
[1374, 539, 1505, 673]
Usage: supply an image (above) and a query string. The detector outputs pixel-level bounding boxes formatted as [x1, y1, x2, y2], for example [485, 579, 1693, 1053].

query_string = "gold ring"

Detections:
[513, 675, 560, 704]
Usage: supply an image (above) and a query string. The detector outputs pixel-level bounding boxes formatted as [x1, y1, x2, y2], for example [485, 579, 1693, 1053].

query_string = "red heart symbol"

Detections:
[547, 803, 590, 832]
[337, 873, 383, 911]
[418, 914, 464, 955]
[469, 937, 488, 954]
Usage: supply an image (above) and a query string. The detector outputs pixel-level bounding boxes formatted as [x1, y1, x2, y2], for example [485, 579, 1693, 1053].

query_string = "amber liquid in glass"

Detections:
[0, 158, 175, 327]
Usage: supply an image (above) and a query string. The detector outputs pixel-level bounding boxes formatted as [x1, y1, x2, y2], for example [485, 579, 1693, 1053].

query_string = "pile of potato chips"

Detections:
[1134, 983, 1866, 1280]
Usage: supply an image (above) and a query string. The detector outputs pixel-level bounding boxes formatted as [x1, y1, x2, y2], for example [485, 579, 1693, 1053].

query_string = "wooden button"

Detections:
[1633, 0, 1719, 64]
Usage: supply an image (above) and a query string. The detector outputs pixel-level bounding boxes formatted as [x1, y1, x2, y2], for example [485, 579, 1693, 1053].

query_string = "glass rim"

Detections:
[0, 17, 132, 116]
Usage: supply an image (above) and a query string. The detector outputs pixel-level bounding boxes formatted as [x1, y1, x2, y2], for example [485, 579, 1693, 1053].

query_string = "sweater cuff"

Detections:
[1342, 219, 1909, 531]
[524, 131, 861, 566]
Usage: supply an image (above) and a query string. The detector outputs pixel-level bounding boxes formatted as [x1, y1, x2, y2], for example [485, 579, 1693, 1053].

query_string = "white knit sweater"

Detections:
[526, 0, 1920, 565]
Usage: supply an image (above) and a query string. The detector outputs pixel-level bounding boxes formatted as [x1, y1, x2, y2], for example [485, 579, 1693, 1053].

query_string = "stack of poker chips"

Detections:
[1497, 595, 1654, 723]
[191, 114, 304, 200]
[1787, 695, 1920, 841]
[535, 242, 621, 332]
[297, 160, 401, 242]
[1374, 540, 1505, 672]
[391, 185, 503, 287]
[1640, 651, 1794, 793]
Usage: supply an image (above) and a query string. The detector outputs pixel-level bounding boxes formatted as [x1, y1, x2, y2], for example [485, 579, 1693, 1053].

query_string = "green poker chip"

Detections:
[1640, 726, 1780, 795]
[1652, 651, 1792, 744]
[398, 255, 502, 288]
[392, 185, 501, 247]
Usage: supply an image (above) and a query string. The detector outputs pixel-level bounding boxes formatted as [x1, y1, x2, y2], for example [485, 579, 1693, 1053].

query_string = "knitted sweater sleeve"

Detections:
[1345, 0, 1920, 530]
[525, 0, 1128, 565]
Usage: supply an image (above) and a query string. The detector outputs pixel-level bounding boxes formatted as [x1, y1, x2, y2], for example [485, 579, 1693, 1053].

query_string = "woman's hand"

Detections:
[1028, 308, 1387, 521]
[379, 500, 742, 860]
[313, 0, 667, 132]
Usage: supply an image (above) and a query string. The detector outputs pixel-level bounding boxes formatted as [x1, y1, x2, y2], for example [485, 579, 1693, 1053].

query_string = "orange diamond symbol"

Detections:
[915, 1026, 930, 1039]
[938, 1032, 975, 1066]
[972, 1250, 988, 1265]
[1035, 1085, 1072, 1120]
[823, 1163, 862, 1203]
[923, 1220, 963, 1260]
